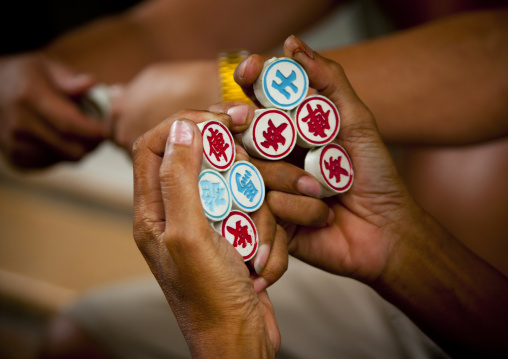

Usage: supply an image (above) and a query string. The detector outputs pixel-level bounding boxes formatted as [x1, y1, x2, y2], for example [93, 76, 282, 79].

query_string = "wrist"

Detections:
[184, 318, 273, 359]
[370, 199, 435, 293]
[217, 51, 253, 104]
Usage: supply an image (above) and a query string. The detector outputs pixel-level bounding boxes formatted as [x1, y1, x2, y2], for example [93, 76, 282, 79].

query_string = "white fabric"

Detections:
[66, 258, 449, 359]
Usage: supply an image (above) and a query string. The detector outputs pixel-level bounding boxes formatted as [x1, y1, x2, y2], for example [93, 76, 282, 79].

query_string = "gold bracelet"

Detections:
[218, 51, 253, 104]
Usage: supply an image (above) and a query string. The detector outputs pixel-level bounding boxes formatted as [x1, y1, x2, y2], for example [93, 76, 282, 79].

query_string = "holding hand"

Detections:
[235, 35, 411, 284]
[0, 53, 108, 169]
[234, 36, 508, 358]
[110, 60, 219, 154]
[132, 110, 288, 358]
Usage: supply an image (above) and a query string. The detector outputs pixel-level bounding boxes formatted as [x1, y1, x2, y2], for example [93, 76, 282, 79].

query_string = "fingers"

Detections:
[266, 191, 331, 227]
[159, 120, 210, 243]
[31, 88, 108, 139]
[1, 105, 102, 168]
[207, 102, 255, 133]
[46, 57, 97, 95]
[233, 54, 266, 108]
[251, 157, 322, 197]
[133, 110, 225, 238]
[250, 202, 288, 293]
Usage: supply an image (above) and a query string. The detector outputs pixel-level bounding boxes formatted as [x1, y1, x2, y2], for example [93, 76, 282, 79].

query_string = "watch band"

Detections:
[218, 51, 253, 104]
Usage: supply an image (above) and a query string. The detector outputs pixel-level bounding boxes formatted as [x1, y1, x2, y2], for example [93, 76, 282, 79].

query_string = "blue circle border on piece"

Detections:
[228, 162, 265, 212]
[263, 58, 308, 109]
[198, 169, 231, 221]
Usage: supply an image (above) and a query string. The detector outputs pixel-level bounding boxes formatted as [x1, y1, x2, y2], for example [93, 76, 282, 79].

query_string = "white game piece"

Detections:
[242, 108, 296, 160]
[197, 120, 235, 172]
[290, 95, 340, 148]
[198, 169, 232, 222]
[78, 83, 111, 121]
[304, 143, 354, 197]
[223, 161, 265, 213]
[253, 57, 308, 110]
[214, 210, 258, 262]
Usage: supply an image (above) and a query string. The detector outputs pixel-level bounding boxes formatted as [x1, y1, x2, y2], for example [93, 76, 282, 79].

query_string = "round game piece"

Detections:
[253, 57, 308, 110]
[304, 143, 354, 197]
[290, 95, 340, 148]
[214, 210, 258, 262]
[78, 83, 111, 121]
[242, 108, 296, 160]
[223, 161, 265, 213]
[198, 169, 232, 222]
[197, 120, 235, 172]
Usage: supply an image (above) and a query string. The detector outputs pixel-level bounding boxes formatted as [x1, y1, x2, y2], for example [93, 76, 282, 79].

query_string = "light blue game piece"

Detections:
[199, 169, 232, 222]
[253, 57, 309, 110]
[223, 161, 265, 213]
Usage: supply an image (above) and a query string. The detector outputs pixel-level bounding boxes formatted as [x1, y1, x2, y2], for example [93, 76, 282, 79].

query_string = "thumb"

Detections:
[46, 59, 96, 95]
[161, 120, 208, 234]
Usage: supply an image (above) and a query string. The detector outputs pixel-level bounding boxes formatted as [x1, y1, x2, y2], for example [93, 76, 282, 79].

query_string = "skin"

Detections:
[133, 36, 508, 358]
[0, 54, 107, 169]
[0, 0, 338, 170]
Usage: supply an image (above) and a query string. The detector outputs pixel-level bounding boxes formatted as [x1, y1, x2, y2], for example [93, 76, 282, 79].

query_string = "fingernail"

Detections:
[227, 105, 250, 126]
[253, 277, 268, 293]
[234, 58, 248, 79]
[291, 35, 314, 59]
[254, 244, 270, 275]
[297, 176, 321, 198]
[169, 120, 193, 146]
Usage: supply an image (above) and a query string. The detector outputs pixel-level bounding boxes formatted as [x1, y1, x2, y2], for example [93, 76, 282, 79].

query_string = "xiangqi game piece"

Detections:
[198, 169, 232, 222]
[253, 57, 308, 110]
[290, 94, 340, 148]
[214, 210, 258, 262]
[223, 161, 265, 213]
[304, 143, 354, 197]
[197, 120, 235, 172]
[242, 108, 296, 160]
[77, 83, 111, 121]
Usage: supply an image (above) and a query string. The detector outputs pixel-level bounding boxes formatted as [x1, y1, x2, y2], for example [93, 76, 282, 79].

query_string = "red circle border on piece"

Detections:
[319, 143, 353, 192]
[202, 121, 235, 170]
[295, 96, 340, 145]
[252, 109, 296, 160]
[221, 210, 258, 261]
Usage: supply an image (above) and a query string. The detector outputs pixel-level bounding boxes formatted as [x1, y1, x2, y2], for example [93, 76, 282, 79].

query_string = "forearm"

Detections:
[45, 0, 340, 84]
[45, 10, 155, 83]
[323, 7, 508, 145]
[374, 203, 508, 357]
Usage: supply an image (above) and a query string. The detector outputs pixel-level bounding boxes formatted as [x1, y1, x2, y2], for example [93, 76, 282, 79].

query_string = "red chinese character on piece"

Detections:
[302, 103, 330, 138]
[226, 220, 253, 248]
[261, 119, 287, 151]
[207, 128, 229, 162]
[324, 156, 349, 182]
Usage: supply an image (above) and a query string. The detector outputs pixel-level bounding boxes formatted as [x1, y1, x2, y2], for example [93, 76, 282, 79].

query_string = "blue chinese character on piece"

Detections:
[271, 70, 298, 99]
[200, 180, 227, 212]
[235, 170, 258, 202]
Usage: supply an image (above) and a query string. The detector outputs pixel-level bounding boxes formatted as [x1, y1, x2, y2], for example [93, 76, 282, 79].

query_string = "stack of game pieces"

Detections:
[244, 57, 354, 198]
[197, 120, 262, 262]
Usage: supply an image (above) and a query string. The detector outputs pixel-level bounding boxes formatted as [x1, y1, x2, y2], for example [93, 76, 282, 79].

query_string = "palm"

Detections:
[288, 123, 409, 284]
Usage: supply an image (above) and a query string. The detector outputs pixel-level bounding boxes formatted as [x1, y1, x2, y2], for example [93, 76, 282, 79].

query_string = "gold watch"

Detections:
[218, 51, 253, 104]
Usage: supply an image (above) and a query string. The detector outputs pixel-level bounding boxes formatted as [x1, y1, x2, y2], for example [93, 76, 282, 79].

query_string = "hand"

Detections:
[132, 109, 291, 358]
[111, 60, 219, 154]
[0, 53, 108, 169]
[235, 36, 416, 286]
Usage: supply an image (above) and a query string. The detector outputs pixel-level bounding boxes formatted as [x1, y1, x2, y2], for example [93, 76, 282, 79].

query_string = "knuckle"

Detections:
[131, 133, 147, 159]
